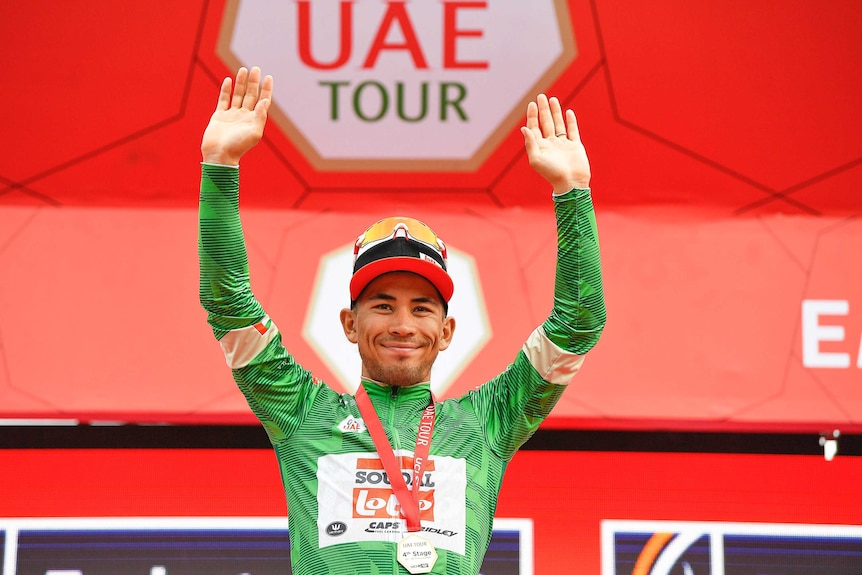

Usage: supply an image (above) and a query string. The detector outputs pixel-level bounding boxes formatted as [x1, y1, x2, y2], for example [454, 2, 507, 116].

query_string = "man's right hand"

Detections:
[201, 66, 273, 166]
[521, 94, 590, 195]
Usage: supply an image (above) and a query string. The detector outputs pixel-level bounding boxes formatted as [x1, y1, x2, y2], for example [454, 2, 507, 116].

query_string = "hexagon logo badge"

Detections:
[218, 0, 576, 171]
[303, 244, 490, 395]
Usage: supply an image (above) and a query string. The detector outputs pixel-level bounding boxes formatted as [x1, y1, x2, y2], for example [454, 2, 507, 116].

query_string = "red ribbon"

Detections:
[355, 385, 436, 532]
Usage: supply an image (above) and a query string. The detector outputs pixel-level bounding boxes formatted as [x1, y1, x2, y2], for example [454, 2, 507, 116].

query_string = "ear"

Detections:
[438, 315, 456, 351]
[340, 308, 358, 344]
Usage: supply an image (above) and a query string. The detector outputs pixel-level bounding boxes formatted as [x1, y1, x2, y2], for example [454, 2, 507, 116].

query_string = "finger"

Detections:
[231, 67, 249, 109]
[215, 77, 232, 112]
[520, 126, 539, 159]
[549, 97, 566, 137]
[260, 74, 274, 103]
[254, 97, 271, 124]
[536, 94, 555, 138]
[525, 100, 539, 133]
[243, 66, 262, 110]
[565, 109, 581, 142]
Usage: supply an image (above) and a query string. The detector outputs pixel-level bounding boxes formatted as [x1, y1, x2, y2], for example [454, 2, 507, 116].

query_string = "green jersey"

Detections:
[199, 164, 605, 574]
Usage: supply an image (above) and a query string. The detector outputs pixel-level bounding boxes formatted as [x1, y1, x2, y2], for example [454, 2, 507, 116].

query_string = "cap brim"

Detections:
[350, 257, 454, 303]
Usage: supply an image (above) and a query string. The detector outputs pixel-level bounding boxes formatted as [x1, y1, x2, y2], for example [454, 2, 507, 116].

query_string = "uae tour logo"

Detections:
[217, 0, 576, 171]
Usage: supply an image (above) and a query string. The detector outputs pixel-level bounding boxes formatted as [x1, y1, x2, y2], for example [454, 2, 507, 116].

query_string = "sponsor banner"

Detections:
[0, 517, 531, 575]
[2, 449, 860, 575]
[602, 520, 862, 575]
[316, 452, 467, 554]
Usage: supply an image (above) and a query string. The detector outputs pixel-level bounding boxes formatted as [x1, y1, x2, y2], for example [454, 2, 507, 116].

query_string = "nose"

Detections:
[388, 308, 416, 336]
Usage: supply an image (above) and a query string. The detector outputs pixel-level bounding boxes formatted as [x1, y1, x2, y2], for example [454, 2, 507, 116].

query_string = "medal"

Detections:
[397, 532, 438, 574]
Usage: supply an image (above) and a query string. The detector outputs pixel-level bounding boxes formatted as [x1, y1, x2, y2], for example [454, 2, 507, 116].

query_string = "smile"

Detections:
[381, 342, 421, 354]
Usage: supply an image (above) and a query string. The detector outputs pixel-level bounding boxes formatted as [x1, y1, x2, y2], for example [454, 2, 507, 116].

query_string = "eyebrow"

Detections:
[366, 292, 441, 307]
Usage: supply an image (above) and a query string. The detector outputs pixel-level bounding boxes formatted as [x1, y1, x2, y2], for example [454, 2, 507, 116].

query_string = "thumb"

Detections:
[255, 98, 271, 119]
[521, 126, 539, 158]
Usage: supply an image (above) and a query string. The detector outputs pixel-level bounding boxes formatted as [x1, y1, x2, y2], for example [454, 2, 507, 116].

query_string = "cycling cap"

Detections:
[350, 216, 454, 304]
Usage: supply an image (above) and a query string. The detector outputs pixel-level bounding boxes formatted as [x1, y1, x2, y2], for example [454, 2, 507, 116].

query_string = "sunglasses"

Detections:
[354, 217, 447, 262]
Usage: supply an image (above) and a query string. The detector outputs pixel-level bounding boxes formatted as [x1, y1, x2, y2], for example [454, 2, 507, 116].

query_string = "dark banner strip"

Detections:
[0, 425, 859, 456]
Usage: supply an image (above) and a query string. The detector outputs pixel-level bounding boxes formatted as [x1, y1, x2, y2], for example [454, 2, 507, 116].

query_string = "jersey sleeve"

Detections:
[541, 187, 606, 354]
[198, 163, 321, 443]
[471, 187, 606, 459]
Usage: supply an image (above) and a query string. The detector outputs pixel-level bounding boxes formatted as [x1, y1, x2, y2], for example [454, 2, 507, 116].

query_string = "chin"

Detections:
[367, 364, 429, 387]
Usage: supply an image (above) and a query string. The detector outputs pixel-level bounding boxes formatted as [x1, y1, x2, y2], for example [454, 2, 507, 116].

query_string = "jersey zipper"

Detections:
[388, 385, 401, 459]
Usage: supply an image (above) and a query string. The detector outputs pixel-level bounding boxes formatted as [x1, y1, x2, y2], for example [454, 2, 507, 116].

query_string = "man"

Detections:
[199, 66, 606, 575]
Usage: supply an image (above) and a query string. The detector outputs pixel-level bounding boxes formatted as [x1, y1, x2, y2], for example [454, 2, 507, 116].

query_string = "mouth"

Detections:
[380, 341, 421, 355]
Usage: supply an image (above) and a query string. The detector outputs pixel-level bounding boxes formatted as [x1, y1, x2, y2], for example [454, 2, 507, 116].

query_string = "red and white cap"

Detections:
[350, 216, 454, 304]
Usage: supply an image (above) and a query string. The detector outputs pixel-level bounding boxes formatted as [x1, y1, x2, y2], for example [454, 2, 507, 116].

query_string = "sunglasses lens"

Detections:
[358, 217, 441, 251]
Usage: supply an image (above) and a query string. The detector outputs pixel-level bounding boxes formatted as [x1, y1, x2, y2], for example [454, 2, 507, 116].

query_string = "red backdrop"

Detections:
[1, 0, 860, 431]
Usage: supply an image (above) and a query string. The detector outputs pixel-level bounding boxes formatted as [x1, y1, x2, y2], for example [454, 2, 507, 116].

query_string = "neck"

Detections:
[360, 377, 430, 388]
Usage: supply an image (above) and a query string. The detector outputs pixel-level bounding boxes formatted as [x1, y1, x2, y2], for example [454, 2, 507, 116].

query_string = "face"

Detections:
[340, 272, 455, 387]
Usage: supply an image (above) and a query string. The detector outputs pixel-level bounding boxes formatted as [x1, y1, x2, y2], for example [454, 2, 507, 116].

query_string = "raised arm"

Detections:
[521, 94, 605, 354]
[198, 67, 273, 335]
[471, 96, 606, 460]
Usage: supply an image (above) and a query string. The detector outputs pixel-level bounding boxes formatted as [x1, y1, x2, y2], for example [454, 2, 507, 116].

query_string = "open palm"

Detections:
[521, 94, 590, 194]
[201, 67, 273, 166]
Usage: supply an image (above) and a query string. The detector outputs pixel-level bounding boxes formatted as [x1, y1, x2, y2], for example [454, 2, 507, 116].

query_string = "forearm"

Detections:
[541, 187, 606, 354]
[198, 163, 264, 337]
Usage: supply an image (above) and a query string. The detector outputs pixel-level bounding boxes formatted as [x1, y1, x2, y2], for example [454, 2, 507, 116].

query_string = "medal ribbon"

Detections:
[355, 385, 436, 532]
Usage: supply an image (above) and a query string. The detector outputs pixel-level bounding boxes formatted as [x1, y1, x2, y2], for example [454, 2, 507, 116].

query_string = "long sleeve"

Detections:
[198, 163, 264, 338]
[541, 187, 606, 354]
[469, 187, 606, 459]
[199, 163, 324, 444]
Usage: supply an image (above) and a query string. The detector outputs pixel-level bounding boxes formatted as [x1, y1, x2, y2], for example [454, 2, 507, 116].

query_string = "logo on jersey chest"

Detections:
[338, 415, 367, 433]
[316, 452, 467, 554]
[353, 457, 436, 521]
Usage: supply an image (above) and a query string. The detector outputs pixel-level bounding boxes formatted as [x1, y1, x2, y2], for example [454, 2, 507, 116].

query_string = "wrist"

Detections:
[552, 181, 589, 195]
[201, 148, 240, 166]
[202, 161, 240, 170]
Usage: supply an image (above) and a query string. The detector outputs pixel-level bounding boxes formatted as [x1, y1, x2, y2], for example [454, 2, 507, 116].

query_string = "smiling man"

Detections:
[199, 67, 606, 575]
[341, 216, 456, 389]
